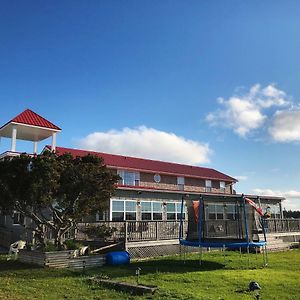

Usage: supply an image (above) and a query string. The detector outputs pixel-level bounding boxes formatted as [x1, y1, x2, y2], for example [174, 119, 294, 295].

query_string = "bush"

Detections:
[44, 241, 59, 252]
[84, 224, 117, 240]
[63, 239, 84, 250]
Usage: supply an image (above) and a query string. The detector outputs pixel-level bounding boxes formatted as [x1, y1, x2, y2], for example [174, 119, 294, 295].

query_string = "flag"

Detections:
[245, 197, 263, 216]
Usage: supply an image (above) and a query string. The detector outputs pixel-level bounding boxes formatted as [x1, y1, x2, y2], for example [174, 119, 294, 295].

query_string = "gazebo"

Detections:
[0, 109, 61, 159]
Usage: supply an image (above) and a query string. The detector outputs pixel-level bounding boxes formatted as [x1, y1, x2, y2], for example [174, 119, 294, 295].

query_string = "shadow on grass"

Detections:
[88, 257, 225, 279]
[0, 253, 225, 281]
[0, 255, 83, 279]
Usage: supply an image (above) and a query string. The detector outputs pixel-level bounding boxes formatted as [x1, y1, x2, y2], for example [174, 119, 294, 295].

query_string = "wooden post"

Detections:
[124, 221, 128, 250]
[155, 221, 159, 240]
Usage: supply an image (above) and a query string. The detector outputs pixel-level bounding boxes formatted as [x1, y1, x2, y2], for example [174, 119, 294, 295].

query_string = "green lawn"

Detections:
[0, 249, 299, 299]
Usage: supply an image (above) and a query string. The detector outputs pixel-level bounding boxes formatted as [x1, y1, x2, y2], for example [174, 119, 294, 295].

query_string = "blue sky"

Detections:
[0, 1, 299, 209]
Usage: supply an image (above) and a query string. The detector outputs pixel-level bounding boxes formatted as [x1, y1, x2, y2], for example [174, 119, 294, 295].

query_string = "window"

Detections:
[141, 201, 162, 220]
[226, 204, 237, 220]
[111, 200, 137, 221]
[205, 180, 212, 192]
[96, 211, 106, 221]
[125, 201, 136, 220]
[117, 170, 140, 186]
[176, 203, 185, 220]
[220, 181, 226, 193]
[141, 202, 152, 220]
[166, 202, 186, 220]
[166, 203, 176, 220]
[153, 202, 162, 220]
[207, 204, 224, 220]
[177, 176, 185, 191]
[12, 212, 25, 225]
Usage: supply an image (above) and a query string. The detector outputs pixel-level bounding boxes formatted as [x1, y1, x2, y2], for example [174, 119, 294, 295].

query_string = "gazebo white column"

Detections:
[33, 141, 38, 154]
[51, 132, 57, 152]
[11, 126, 17, 152]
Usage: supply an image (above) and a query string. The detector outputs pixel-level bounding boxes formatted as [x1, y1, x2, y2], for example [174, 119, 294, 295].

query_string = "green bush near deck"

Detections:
[0, 250, 299, 299]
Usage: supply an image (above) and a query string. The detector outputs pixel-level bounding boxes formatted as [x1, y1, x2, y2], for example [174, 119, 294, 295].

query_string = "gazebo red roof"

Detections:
[48, 146, 237, 182]
[1, 109, 61, 130]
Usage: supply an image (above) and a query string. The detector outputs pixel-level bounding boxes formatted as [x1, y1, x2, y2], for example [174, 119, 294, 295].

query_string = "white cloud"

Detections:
[234, 175, 248, 181]
[207, 84, 290, 137]
[253, 188, 300, 210]
[269, 110, 300, 142]
[78, 126, 211, 165]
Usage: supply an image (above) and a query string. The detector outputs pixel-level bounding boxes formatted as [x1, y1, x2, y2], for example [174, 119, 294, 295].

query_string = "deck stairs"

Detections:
[259, 232, 300, 251]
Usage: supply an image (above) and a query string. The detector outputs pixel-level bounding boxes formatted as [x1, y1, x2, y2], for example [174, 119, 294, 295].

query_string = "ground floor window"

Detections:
[225, 204, 237, 220]
[207, 204, 225, 220]
[111, 200, 137, 221]
[111, 199, 185, 221]
[261, 203, 281, 219]
[141, 201, 163, 220]
[166, 202, 186, 220]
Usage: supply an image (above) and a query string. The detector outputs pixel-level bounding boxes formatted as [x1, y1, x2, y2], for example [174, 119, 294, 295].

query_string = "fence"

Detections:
[76, 220, 188, 243]
[267, 218, 300, 233]
[75, 218, 300, 244]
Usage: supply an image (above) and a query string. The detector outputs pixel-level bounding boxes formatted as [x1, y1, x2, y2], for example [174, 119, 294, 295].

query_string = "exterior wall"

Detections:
[114, 168, 233, 195]
[140, 173, 177, 191]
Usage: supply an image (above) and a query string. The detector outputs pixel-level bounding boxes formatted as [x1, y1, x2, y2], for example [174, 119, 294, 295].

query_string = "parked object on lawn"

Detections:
[106, 251, 130, 265]
[249, 281, 261, 299]
[7, 240, 26, 260]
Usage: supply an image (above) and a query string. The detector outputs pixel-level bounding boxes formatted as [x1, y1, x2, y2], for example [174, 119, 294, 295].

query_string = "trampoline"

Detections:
[179, 194, 268, 266]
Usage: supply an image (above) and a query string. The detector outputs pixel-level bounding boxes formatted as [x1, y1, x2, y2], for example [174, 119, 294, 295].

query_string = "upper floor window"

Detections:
[205, 180, 212, 192]
[177, 176, 185, 191]
[117, 170, 140, 186]
[220, 181, 226, 193]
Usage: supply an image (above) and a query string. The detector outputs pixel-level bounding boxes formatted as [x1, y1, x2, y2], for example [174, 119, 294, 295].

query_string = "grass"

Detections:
[0, 249, 299, 299]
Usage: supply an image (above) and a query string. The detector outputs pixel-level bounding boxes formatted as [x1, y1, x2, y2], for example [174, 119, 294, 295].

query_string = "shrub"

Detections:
[63, 239, 84, 250]
[84, 224, 117, 240]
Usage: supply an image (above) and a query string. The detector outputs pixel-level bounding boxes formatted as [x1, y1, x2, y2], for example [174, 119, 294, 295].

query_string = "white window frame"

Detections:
[166, 201, 186, 220]
[205, 180, 212, 192]
[110, 199, 137, 221]
[220, 181, 226, 193]
[117, 170, 140, 186]
[177, 176, 185, 191]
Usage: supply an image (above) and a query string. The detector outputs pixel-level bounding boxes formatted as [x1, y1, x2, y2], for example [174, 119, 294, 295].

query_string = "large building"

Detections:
[0, 109, 284, 246]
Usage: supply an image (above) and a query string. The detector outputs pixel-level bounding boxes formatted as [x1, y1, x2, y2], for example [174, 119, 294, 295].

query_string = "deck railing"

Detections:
[76, 221, 188, 243]
[266, 218, 300, 233]
[75, 218, 300, 243]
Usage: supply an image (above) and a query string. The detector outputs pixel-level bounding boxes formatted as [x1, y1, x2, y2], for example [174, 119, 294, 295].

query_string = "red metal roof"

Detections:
[1, 109, 61, 130]
[48, 146, 237, 182]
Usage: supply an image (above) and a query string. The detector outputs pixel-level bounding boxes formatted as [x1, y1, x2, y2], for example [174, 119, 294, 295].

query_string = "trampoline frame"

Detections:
[179, 195, 268, 267]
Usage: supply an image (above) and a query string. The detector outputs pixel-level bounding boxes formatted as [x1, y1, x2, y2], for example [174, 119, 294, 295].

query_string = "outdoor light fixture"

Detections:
[249, 281, 261, 299]
[136, 267, 141, 285]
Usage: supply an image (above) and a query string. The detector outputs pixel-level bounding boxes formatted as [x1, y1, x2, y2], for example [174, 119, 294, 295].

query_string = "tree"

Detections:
[0, 151, 120, 248]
